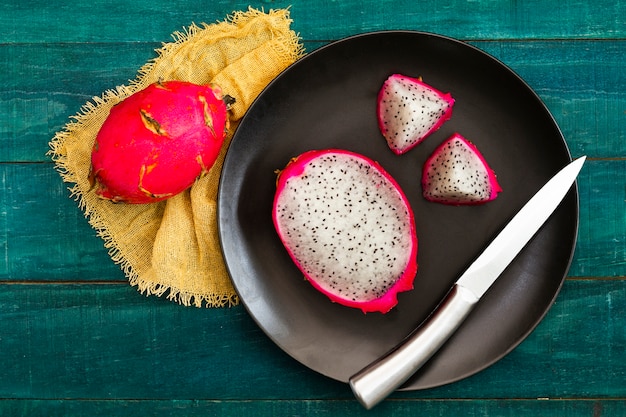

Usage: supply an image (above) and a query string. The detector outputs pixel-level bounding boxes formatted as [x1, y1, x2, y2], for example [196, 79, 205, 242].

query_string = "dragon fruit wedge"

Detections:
[422, 133, 502, 205]
[377, 73, 454, 155]
[272, 149, 418, 314]
[89, 80, 234, 204]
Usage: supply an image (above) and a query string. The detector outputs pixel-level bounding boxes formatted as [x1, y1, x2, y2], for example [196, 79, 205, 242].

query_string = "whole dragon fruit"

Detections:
[272, 149, 418, 314]
[89, 80, 234, 204]
[422, 133, 502, 205]
[377, 74, 454, 155]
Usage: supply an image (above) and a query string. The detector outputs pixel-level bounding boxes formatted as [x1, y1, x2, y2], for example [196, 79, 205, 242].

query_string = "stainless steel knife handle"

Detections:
[349, 284, 479, 409]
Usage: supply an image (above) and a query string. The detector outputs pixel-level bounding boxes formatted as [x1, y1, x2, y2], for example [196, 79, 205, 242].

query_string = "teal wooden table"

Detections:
[3, 1, 625, 415]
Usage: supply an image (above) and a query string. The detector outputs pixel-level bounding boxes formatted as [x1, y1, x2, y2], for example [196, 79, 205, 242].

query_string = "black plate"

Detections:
[217, 31, 578, 390]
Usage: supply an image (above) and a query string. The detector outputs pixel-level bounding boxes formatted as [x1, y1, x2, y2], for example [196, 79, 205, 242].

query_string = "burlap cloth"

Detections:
[48, 8, 305, 307]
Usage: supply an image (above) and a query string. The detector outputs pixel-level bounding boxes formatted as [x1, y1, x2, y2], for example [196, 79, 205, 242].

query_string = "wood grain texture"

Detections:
[0, 164, 122, 281]
[0, 398, 623, 417]
[2, 0, 625, 414]
[0, 280, 623, 400]
[2, 43, 154, 162]
[1, 160, 623, 281]
[3, 41, 624, 163]
[574, 160, 626, 277]
[3, 0, 626, 43]
[475, 40, 626, 159]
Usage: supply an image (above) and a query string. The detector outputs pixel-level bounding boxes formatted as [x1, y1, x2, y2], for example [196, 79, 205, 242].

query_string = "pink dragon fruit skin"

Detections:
[89, 80, 233, 204]
[377, 74, 454, 155]
[422, 133, 502, 205]
[272, 149, 418, 314]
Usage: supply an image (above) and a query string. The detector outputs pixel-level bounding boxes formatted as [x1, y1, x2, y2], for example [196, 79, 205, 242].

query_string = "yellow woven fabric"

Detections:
[49, 8, 305, 307]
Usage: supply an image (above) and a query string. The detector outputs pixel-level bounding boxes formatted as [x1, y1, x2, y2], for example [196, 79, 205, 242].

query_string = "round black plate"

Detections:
[218, 31, 578, 390]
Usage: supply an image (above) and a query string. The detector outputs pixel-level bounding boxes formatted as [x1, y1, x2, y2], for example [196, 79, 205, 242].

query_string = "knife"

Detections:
[349, 156, 586, 409]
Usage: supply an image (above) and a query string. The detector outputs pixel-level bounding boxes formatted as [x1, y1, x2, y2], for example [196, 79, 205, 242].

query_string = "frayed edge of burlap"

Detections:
[132, 7, 305, 91]
[132, 278, 240, 309]
[48, 7, 303, 308]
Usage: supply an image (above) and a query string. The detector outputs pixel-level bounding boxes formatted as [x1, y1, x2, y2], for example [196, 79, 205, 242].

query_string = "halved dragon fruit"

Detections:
[272, 149, 418, 314]
[89, 80, 234, 204]
[377, 74, 454, 155]
[422, 133, 502, 205]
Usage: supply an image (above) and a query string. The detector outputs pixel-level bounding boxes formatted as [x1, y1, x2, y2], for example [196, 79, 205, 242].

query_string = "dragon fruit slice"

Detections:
[422, 133, 502, 205]
[377, 74, 454, 155]
[89, 80, 234, 204]
[272, 149, 418, 314]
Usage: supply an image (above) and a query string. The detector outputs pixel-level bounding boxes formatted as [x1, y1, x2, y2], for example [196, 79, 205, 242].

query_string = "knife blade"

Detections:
[349, 156, 586, 409]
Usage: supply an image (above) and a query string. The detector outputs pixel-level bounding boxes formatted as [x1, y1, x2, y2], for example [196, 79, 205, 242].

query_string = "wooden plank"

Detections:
[0, 279, 623, 400]
[2, 1, 623, 415]
[475, 40, 626, 160]
[574, 160, 626, 277]
[0, 284, 332, 399]
[0, 398, 623, 417]
[418, 277, 626, 399]
[0, 163, 123, 280]
[3, 41, 625, 163]
[1, 159, 623, 281]
[3, 0, 626, 43]
[2, 43, 155, 162]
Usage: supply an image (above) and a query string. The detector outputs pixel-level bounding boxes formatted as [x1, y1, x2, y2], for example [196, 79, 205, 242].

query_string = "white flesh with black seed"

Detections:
[273, 151, 416, 306]
[422, 133, 502, 205]
[377, 74, 454, 154]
